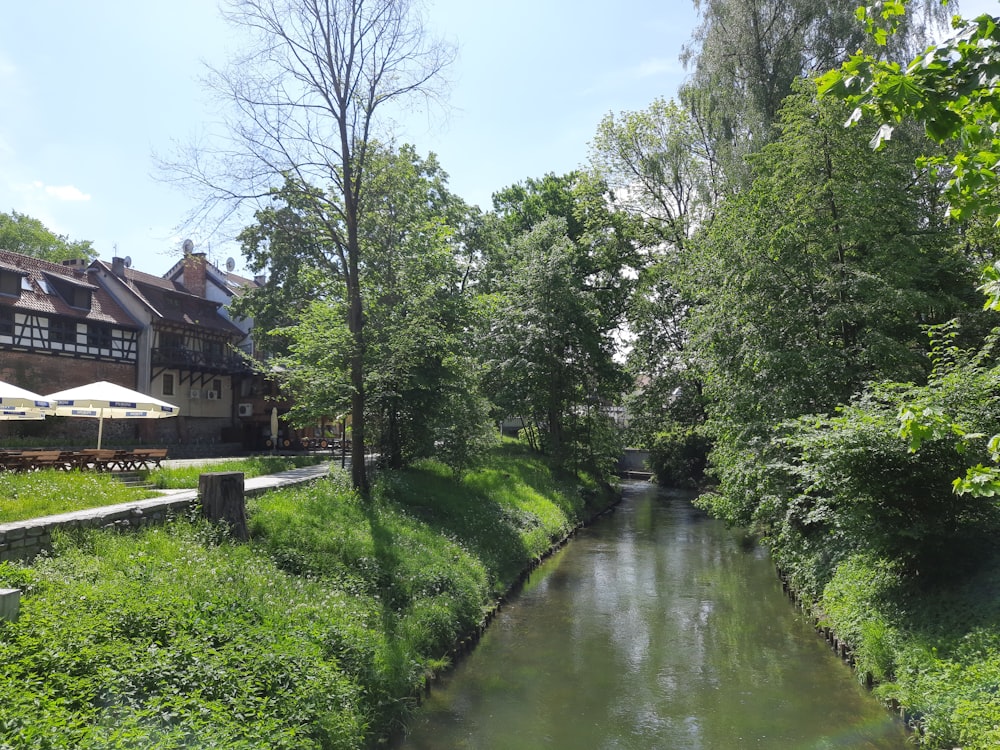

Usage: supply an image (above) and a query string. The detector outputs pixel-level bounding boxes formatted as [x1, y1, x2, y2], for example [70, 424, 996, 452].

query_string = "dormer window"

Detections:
[0, 269, 22, 298]
[69, 286, 91, 310]
[42, 272, 94, 311]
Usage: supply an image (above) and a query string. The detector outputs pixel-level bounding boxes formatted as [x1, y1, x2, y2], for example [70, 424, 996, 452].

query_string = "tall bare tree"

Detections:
[171, 0, 454, 492]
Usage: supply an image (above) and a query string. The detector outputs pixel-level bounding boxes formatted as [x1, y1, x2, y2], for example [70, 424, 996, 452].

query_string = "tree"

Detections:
[0, 211, 96, 263]
[478, 173, 635, 477]
[818, 1, 1000, 497]
[173, 0, 454, 492]
[682, 80, 976, 524]
[590, 97, 719, 247]
[680, 0, 949, 187]
[237, 144, 493, 474]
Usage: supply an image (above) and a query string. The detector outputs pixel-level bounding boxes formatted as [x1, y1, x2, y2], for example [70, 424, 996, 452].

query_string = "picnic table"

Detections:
[0, 448, 168, 472]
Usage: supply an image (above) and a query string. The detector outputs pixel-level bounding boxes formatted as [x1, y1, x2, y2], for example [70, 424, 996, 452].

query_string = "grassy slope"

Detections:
[0, 445, 614, 749]
[817, 552, 1000, 749]
[0, 457, 325, 523]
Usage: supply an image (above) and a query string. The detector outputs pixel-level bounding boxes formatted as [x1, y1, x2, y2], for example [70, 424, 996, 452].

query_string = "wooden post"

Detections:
[0, 588, 20, 622]
[199, 471, 248, 541]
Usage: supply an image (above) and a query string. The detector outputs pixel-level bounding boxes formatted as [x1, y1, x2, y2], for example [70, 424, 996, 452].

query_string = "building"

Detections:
[0, 244, 329, 451]
[0, 251, 141, 443]
[87, 252, 252, 445]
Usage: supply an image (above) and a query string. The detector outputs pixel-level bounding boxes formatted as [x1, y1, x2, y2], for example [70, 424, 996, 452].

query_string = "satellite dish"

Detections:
[124, 256, 132, 268]
[182, 238, 194, 254]
[226, 257, 236, 272]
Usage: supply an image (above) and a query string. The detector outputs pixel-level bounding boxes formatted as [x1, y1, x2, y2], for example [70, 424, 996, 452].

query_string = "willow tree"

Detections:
[171, 0, 454, 492]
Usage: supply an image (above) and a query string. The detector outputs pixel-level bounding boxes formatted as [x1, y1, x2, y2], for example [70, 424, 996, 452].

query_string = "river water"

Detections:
[396, 482, 909, 750]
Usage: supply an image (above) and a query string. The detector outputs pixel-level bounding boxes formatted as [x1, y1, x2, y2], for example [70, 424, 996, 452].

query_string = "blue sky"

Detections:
[0, 1, 995, 276]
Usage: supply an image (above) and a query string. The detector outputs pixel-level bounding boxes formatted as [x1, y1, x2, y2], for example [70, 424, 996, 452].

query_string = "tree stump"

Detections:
[0, 588, 20, 622]
[199, 472, 248, 541]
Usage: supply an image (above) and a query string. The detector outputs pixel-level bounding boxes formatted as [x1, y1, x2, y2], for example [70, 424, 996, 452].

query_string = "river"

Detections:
[395, 481, 909, 749]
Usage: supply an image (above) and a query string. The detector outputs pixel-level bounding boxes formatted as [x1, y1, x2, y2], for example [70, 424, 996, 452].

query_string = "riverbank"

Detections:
[769, 542, 1000, 749]
[0, 444, 616, 749]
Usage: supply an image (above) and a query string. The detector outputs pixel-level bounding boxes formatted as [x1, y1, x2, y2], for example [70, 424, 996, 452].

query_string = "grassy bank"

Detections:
[0, 456, 326, 524]
[813, 552, 1000, 749]
[0, 445, 614, 749]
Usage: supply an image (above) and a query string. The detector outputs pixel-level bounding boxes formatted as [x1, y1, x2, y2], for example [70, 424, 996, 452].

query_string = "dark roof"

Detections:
[91, 260, 244, 339]
[0, 250, 139, 328]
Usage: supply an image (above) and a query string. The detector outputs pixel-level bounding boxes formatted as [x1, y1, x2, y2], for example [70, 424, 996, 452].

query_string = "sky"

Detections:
[0, 0, 997, 277]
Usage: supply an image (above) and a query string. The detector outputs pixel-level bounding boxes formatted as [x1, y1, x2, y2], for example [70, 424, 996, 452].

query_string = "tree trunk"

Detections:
[199, 471, 248, 541]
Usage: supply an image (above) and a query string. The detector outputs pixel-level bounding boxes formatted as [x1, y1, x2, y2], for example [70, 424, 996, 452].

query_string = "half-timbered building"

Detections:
[0, 251, 140, 392]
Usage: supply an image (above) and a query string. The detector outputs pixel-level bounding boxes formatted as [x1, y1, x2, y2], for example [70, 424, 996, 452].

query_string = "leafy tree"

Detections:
[818, 1, 1000, 497]
[361, 146, 494, 471]
[237, 144, 493, 474]
[680, 0, 948, 187]
[479, 173, 635, 477]
[0, 210, 96, 263]
[172, 0, 454, 492]
[682, 80, 976, 523]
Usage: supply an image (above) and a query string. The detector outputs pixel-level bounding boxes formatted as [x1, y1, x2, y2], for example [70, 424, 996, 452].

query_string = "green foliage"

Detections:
[0, 471, 154, 523]
[0, 447, 607, 747]
[818, 4, 1000, 223]
[818, 549, 1000, 749]
[648, 424, 710, 488]
[0, 210, 96, 263]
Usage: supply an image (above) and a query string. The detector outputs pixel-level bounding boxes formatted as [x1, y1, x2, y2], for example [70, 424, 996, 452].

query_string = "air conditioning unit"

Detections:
[206, 390, 218, 400]
[238, 403, 253, 417]
[190, 389, 200, 399]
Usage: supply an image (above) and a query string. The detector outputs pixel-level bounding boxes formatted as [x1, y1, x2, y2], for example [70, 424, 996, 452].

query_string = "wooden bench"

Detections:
[10, 450, 67, 471]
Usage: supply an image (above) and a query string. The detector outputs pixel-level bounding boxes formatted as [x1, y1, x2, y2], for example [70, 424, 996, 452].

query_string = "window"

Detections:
[0, 271, 21, 297]
[70, 287, 91, 310]
[87, 323, 112, 349]
[162, 373, 175, 397]
[48, 318, 78, 345]
[212, 379, 222, 399]
[0, 309, 13, 336]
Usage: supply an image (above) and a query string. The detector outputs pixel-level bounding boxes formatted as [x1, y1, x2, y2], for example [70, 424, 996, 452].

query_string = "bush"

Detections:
[649, 423, 710, 487]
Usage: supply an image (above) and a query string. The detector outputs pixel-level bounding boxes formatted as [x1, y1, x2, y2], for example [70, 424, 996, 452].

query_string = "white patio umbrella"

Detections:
[0, 380, 53, 416]
[45, 380, 179, 449]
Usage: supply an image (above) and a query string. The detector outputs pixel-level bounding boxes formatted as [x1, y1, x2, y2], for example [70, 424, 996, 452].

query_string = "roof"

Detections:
[0, 250, 139, 328]
[163, 255, 262, 299]
[91, 260, 244, 339]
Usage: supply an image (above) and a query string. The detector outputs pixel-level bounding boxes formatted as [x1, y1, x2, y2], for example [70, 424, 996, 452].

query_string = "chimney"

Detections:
[183, 252, 208, 297]
[112, 257, 127, 278]
[254, 274, 266, 286]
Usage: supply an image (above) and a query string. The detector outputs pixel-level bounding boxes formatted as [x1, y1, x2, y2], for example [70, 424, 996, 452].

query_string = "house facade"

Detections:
[0, 246, 268, 448]
[0, 251, 141, 443]
[88, 252, 252, 445]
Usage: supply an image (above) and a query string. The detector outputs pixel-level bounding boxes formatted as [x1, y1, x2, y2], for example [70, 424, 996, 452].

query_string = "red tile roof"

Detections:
[0, 251, 139, 328]
[91, 260, 244, 338]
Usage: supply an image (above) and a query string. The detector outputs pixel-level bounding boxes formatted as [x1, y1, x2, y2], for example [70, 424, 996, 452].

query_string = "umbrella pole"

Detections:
[97, 416, 104, 450]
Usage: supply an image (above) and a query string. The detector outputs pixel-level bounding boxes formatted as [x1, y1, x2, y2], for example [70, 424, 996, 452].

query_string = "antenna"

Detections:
[226, 257, 236, 272]
[182, 238, 194, 254]
[124, 256, 132, 268]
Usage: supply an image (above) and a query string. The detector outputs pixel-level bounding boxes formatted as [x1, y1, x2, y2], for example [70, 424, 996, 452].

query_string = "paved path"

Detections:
[154, 459, 340, 501]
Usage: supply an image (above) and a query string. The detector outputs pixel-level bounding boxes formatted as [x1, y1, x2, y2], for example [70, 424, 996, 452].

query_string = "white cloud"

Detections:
[44, 184, 91, 202]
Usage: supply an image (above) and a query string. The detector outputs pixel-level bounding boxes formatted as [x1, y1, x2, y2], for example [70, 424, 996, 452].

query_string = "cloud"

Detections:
[40, 183, 91, 202]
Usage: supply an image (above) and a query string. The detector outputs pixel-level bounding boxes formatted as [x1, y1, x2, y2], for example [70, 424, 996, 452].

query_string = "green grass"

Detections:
[0, 471, 155, 523]
[0, 457, 327, 524]
[147, 455, 325, 489]
[0, 445, 615, 748]
[820, 551, 1000, 749]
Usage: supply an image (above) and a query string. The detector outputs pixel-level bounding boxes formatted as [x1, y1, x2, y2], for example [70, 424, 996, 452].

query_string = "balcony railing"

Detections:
[151, 347, 254, 374]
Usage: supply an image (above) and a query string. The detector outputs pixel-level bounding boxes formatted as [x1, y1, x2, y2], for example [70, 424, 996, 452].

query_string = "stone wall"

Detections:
[0, 495, 195, 563]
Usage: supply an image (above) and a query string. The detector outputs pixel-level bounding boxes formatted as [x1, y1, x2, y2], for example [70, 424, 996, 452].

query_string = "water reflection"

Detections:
[397, 483, 909, 749]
